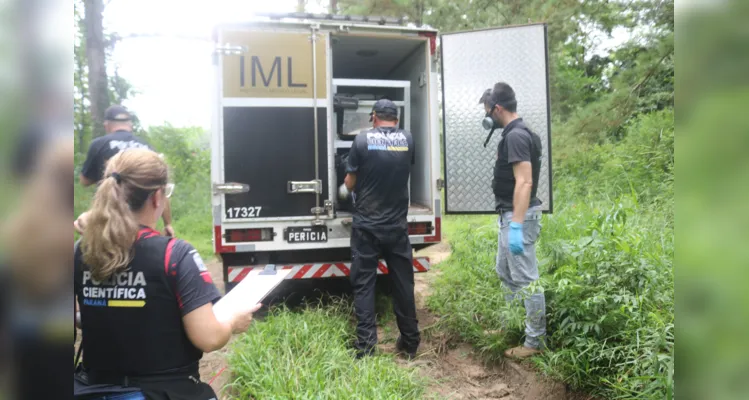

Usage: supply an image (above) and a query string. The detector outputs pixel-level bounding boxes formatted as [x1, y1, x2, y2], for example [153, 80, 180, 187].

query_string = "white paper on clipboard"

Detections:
[212, 268, 291, 323]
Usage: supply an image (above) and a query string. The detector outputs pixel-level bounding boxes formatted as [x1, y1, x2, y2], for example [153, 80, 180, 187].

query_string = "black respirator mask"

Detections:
[481, 104, 501, 148]
[482, 105, 500, 131]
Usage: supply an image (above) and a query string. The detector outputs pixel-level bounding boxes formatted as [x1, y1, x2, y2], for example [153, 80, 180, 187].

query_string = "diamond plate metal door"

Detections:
[440, 24, 553, 214]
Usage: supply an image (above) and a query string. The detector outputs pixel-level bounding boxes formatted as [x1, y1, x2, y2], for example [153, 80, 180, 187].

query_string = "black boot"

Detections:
[355, 346, 376, 360]
[396, 336, 417, 360]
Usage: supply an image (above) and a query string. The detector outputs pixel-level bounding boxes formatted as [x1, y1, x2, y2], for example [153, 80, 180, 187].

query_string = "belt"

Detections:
[80, 364, 200, 387]
[499, 209, 542, 222]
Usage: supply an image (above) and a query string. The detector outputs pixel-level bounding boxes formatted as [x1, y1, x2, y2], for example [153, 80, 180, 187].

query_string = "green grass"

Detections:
[227, 300, 427, 400]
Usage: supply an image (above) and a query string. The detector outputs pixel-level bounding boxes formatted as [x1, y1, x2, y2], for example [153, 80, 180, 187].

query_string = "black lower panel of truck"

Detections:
[223, 107, 328, 219]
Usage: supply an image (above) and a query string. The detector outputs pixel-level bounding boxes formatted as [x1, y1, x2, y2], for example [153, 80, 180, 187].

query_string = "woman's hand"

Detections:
[230, 303, 262, 334]
[163, 224, 175, 237]
[74, 211, 90, 234]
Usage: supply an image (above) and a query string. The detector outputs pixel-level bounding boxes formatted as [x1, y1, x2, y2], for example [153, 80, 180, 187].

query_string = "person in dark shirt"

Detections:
[340, 99, 419, 360]
[73, 148, 261, 399]
[2, 136, 75, 400]
[76, 105, 174, 237]
[479, 82, 546, 359]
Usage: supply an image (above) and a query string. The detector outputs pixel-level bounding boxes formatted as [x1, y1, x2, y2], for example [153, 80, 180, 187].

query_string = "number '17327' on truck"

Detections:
[210, 14, 553, 291]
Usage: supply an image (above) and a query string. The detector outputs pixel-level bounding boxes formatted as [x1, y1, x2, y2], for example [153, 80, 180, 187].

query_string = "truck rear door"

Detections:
[216, 27, 329, 221]
[440, 24, 554, 214]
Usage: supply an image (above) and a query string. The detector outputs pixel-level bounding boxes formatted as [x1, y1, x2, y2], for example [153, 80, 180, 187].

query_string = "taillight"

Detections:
[408, 222, 433, 235]
[225, 228, 274, 243]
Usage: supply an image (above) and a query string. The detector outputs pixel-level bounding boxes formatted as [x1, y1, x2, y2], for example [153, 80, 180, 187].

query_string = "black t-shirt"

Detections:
[74, 228, 221, 376]
[80, 130, 152, 183]
[492, 118, 543, 211]
[346, 126, 415, 233]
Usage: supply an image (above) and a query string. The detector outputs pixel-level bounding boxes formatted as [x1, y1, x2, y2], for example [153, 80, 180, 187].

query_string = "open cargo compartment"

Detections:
[330, 34, 434, 216]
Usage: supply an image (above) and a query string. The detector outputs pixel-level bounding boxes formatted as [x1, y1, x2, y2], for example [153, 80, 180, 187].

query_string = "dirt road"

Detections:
[200, 243, 578, 400]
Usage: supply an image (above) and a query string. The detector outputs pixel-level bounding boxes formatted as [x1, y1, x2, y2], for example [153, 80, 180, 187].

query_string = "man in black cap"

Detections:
[339, 99, 419, 360]
[479, 82, 546, 359]
[76, 105, 174, 236]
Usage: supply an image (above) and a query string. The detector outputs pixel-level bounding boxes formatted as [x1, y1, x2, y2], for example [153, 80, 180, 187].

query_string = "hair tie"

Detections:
[110, 172, 122, 184]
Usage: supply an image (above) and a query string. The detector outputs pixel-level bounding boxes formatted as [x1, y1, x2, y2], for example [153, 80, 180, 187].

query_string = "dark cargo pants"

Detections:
[350, 227, 420, 355]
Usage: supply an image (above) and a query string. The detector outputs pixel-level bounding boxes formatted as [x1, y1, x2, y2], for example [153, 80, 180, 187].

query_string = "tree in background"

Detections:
[74, 1, 91, 156]
[337, 0, 673, 143]
[83, 0, 109, 140]
[75, 0, 139, 155]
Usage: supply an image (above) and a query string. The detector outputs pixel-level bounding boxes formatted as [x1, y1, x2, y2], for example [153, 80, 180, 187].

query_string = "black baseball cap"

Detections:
[370, 98, 398, 120]
[104, 105, 132, 121]
[478, 82, 517, 109]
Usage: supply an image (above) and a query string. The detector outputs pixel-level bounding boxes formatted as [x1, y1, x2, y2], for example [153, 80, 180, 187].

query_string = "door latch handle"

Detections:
[213, 182, 250, 195]
[287, 180, 322, 194]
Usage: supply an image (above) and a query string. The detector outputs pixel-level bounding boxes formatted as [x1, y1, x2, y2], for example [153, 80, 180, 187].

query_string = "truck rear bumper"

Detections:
[226, 257, 430, 285]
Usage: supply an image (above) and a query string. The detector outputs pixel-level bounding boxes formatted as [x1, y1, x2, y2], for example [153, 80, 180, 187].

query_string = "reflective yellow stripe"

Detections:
[108, 300, 146, 308]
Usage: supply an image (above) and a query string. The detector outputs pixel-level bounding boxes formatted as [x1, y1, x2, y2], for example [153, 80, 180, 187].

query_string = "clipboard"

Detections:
[212, 266, 292, 323]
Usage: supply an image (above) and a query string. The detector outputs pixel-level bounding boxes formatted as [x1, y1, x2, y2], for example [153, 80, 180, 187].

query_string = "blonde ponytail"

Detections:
[81, 149, 168, 281]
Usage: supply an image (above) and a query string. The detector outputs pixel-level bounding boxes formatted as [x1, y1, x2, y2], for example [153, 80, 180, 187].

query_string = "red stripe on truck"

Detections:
[377, 262, 389, 274]
[227, 258, 431, 283]
[413, 258, 429, 272]
[312, 264, 331, 278]
[424, 217, 441, 243]
[293, 264, 313, 279]
[336, 263, 350, 275]
[214, 225, 236, 253]
[234, 268, 251, 282]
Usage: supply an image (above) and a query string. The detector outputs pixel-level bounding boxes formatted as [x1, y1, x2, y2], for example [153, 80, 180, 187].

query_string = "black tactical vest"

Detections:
[74, 228, 202, 377]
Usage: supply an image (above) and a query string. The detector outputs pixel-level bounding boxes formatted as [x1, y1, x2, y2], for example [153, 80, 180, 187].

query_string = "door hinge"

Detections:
[213, 44, 246, 55]
[288, 180, 322, 194]
[436, 178, 445, 190]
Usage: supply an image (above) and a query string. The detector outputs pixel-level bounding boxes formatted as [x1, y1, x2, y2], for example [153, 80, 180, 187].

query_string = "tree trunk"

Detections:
[330, 0, 338, 14]
[416, 0, 424, 27]
[84, 0, 109, 139]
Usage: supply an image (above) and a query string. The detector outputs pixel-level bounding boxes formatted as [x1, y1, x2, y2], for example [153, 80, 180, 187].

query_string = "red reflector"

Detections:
[408, 222, 433, 235]
[225, 228, 274, 243]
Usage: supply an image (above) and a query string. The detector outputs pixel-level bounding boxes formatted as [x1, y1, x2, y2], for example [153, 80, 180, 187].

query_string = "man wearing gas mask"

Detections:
[479, 82, 546, 359]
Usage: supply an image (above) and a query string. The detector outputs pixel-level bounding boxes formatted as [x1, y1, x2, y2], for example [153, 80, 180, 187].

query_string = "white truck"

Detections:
[209, 13, 553, 291]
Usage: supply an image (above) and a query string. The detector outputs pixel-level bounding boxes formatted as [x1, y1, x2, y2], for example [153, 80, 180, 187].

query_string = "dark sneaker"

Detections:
[396, 336, 417, 360]
[355, 347, 376, 360]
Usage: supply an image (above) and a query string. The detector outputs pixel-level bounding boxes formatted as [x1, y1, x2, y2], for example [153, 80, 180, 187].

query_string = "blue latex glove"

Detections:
[509, 222, 524, 255]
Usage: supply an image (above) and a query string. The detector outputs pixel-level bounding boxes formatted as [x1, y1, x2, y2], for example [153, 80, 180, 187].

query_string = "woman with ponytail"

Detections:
[74, 149, 259, 400]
